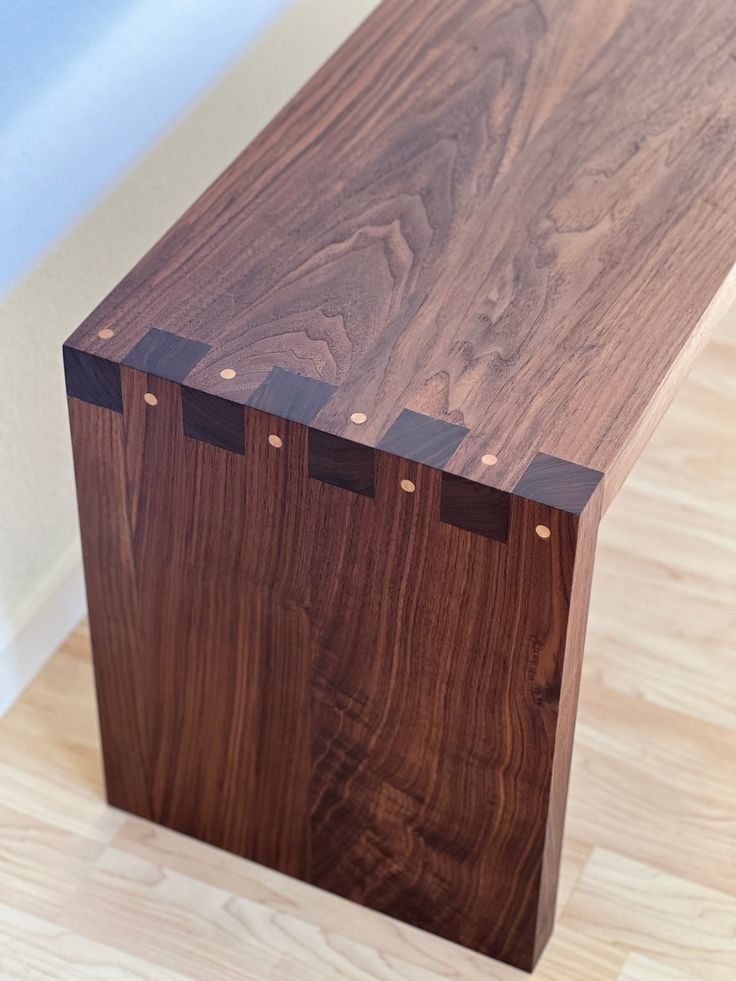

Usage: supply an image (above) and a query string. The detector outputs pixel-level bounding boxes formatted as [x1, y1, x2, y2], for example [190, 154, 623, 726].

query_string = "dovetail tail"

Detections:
[378, 409, 469, 469]
[122, 327, 212, 382]
[249, 366, 336, 426]
[63, 348, 123, 413]
[514, 452, 604, 516]
[308, 430, 375, 497]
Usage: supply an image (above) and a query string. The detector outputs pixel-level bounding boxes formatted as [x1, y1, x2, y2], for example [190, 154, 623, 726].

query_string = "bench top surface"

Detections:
[67, 0, 736, 510]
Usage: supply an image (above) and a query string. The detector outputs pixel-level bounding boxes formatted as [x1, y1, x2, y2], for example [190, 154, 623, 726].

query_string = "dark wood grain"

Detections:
[514, 453, 604, 516]
[377, 409, 469, 469]
[249, 366, 336, 425]
[440, 472, 510, 541]
[63, 349, 122, 413]
[308, 429, 375, 497]
[63, 0, 735, 970]
[181, 386, 245, 455]
[67, 377, 596, 970]
[122, 327, 211, 382]
[65, 0, 736, 510]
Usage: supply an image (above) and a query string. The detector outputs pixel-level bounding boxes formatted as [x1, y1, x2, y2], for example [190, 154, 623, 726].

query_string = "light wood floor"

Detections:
[1, 314, 734, 980]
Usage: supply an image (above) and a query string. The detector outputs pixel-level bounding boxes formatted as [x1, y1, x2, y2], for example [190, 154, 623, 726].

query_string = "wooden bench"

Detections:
[63, 0, 736, 970]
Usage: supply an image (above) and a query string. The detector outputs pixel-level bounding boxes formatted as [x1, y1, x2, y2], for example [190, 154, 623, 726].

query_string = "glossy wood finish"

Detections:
[63, 0, 736, 971]
[6, 313, 736, 979]
[65, 0, 736, 510]
[67, 364, 601, 969]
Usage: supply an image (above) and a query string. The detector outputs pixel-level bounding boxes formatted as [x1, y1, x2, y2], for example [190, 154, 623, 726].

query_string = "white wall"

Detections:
[0, 0, 380, 714]
[0, 0, 298, 297]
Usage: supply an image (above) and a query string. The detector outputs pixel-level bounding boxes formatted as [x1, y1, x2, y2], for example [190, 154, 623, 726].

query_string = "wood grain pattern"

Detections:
[308, 429, 375, 496]
[249, 366, 336, 425]
[514, 454, 603, 517]
[67, 361, 600, 970]
[64, 0, 736, 508]
[5, 311, 734, 980]
[63, 348, 122, 413]
[122, 327, 211, 382]
[181, 386, 245, 455]
[60, 0, 736, 971]
[377, 409, 470, 469]
[439, 472, 510, 541]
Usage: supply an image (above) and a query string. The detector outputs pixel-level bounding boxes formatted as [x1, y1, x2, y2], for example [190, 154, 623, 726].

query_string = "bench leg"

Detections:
[68, 363, 601, 971]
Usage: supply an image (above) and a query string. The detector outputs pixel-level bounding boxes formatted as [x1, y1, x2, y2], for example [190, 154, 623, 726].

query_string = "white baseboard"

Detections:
[0, 545, 87, 716]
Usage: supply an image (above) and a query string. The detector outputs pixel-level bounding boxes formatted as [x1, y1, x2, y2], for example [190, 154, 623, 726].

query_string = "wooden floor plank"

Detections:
[567, 682, 736, 895]
[108, 818, 514, 980]
[562, 849, 736, 980]
[618, 953, 702, 981]
[59, 844, 492, 981]
[587, 317, 736, 733]
[0, 904, 187, 981]
[0, 805, 104, 921]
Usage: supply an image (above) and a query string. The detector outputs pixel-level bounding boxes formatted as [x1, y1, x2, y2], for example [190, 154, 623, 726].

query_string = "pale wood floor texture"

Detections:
[0, 313, 734, 980]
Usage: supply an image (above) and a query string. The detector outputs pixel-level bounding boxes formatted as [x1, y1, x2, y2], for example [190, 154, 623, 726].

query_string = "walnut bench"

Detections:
[63, 0, 736, 971]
